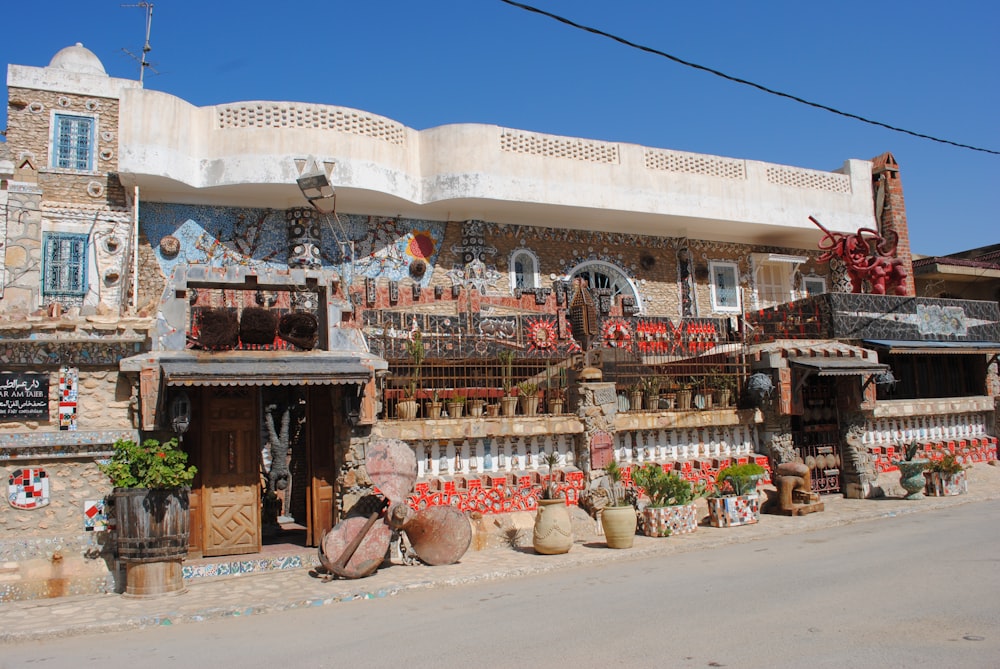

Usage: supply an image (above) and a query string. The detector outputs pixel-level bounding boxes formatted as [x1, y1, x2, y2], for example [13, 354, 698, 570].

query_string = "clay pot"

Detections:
[532, 499, 573, 555]
[600, 505, 637, 549]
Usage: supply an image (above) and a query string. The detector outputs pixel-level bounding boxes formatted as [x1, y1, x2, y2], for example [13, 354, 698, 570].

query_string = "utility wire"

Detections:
[499, 0, 999, 156]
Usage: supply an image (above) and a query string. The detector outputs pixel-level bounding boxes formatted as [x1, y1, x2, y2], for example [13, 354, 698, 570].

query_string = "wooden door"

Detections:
[306, 385, 338, 546]
[201, 388, 261, 557]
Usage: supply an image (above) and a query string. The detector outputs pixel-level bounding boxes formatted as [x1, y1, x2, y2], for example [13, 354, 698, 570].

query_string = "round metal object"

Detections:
[319, 515, 391, 579]
[402, 506, 472, 566]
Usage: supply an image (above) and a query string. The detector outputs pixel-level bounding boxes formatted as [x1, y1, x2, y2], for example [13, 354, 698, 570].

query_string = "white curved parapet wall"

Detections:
[113, 93, 873, 247]
[9, 46, 877, 246]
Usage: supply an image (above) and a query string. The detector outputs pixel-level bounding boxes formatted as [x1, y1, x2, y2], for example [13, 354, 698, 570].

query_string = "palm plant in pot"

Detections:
[924, 452, 967, 497]
[532, 452, 573, 554]
[599, 460, 638, 548]
[99, 437, 197, 597]
[707, 462, 765, 527]
[631, 463, 704, 537]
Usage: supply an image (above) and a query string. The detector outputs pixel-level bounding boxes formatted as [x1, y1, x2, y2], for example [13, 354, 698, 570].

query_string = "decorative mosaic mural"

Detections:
[141, 203, 447, 286]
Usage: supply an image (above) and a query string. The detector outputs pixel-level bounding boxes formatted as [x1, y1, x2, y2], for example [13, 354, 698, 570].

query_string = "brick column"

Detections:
[871, 152, 915, 296]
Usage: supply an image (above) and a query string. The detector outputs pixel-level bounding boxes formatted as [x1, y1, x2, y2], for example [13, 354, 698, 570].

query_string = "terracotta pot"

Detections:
[548, 399, 564, 415]
[396, 399, 419, 420]
[425, 402, 442, 419]
[533, 499, 573, 554]
[601, 505, 637, 549]
[676, 389, 693, 410]
[520, 395, 539, 416]
[467, 399, 485, 417]
[629, 391, 644, 412]
[486, 403, 501, 417]
[500, 396, 519, 417]
[447, 401, 465, 419]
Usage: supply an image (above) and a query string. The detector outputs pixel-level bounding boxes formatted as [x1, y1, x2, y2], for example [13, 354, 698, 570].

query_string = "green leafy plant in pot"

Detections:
[924, 451, 967, 497]
[99, 437, 197, 597]
[632, 463, 704, 536]
[707, 462, 765, 528]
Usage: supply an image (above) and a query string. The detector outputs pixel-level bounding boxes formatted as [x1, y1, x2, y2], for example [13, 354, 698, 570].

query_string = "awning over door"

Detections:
[788, 356, 888, 376]
[862, 340, 1000, 355]
[161, 357, 372, 387]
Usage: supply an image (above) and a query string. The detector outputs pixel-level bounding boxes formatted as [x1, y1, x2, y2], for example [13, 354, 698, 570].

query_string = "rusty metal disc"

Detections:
[402, 506, 472, 566]
[365, 439, 417, 504]
[319, 515, 391, 579]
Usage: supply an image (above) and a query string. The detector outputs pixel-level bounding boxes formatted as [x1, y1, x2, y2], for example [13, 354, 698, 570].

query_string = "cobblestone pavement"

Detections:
[3, 463, 998, 645]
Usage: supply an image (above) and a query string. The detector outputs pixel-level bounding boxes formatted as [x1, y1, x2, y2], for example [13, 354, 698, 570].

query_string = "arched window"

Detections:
[510, 249, 539, 291]
[569, 260, 641, 312]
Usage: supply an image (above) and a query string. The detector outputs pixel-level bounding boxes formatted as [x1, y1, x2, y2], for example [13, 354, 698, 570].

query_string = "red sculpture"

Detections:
[810, 216, 908, 295]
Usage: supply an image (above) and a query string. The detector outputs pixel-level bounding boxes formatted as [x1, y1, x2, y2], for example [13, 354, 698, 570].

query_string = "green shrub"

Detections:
[99, 437, 197, 489]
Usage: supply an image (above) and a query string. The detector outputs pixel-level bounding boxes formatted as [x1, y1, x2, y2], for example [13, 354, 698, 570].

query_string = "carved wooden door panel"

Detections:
[201, 389, 261, 557]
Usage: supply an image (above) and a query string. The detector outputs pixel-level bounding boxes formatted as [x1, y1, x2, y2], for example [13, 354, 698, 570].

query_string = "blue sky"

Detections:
[2, 0, 997, 257]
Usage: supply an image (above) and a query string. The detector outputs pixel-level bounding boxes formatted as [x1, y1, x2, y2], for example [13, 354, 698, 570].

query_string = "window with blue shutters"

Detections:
[53, 114, 94, 171]
[43, 233, 88, 296]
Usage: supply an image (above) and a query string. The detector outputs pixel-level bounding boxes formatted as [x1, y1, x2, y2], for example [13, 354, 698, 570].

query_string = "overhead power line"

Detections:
[499, 0, 999, 156]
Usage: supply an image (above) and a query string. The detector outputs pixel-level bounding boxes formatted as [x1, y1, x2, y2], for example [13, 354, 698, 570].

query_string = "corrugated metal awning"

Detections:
[863, 340, 1000, 355]
[162, 358, 371, 387]
[789, 357, 888, 376]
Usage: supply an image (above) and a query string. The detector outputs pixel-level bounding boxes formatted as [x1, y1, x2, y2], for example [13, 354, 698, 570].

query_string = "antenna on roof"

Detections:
[121, 2, 157, 83]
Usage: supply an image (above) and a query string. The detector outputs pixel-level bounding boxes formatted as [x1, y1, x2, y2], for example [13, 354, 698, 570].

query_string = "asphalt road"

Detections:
[5, 501, 998, 669]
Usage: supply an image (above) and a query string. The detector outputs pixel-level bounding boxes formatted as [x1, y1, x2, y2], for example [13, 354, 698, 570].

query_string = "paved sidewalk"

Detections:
[3, 463, 998, 645]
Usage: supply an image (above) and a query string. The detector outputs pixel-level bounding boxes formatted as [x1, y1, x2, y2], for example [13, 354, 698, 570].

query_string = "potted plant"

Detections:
[631, 463, 703, 537]
[641, 376, 661, 411]
[397, 331, 425, 420]
[924, 452, 967, 496]
[707, 462, 765, 527]
[467, 395, 486, 417]
[627, 382, 644, 412]
[397, 379, 419, 420]
[518, 380, 540, 416]
[711, 369, 736, 408]
[498, 350, 519, 417]
[447, 393, 466, 419]
[99, 437, 197, 597]
[533, 452, 573, 554]
[675, 378, 693, 411]
[893, 442, 930, 500]
[546, 366, 566, 415]
[425, 389, 443, 419]
[599, 460, 637, 549]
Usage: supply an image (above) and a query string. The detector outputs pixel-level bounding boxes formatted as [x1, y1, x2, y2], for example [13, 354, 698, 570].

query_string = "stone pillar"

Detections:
[1, 183, 43, 314]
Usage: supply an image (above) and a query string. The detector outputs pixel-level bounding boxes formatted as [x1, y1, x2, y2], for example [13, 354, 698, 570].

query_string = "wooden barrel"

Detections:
[124, 560, 187, 598]
[114, 488, 190, 563]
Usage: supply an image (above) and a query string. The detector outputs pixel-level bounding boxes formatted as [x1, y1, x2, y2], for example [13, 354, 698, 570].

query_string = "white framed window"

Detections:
[510, 249, 539, 291]
[43, 232, 89, 296]
[708, 261, 740, 313]
[51, 113, 96, 171]
[803, 275, 827, 297]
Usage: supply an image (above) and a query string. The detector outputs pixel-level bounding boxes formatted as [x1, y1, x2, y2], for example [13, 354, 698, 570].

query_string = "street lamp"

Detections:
[296, 160, 336, 213]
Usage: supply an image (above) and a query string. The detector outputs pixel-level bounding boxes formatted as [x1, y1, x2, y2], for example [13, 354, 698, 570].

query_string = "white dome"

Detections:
[48, 43, 107, 76]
